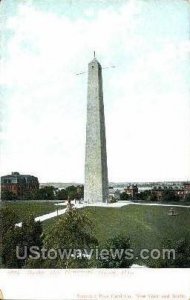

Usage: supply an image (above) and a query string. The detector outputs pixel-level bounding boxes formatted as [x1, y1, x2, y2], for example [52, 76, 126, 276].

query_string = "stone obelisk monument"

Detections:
[84, 54, 109, 203]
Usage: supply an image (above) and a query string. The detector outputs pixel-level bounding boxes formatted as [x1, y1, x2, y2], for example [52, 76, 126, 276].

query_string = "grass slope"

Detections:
[44, 205, 190, 265]
[84, 205, 190, 244]
[2, 201, 58, 222]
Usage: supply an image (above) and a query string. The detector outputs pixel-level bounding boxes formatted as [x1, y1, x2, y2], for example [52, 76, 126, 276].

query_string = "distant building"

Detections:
[151, 183, 190, 201]
[1, 172, 39, 199]
[109, 187, 120, 201]
[124, 185, 138, 199]
[151, 187, 165, 201]
[183, 182, 190, 197]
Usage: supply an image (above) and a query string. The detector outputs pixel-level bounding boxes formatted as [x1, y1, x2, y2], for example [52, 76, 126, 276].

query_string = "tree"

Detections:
[42, 209, 98, 268]
[0, 206, 19, 267]
[136, 190, 152, 201]
[2, 214, 43, 268]
[109, 197, 117, 203]
[1, 190, 17, 201]
[2, 226, 24, 268]
[33, 186, 56, 200]
[184, 194, 190, 202]
[150, 238, 190, 268]
[120, 192, 129, 200]
[21, 191, 34, 200]
[149, 192, 158, 202]
[1, 206, 19, 236]
[162, 190, 180, 202]
[98, 234, 134, 268]
[65, 185, 78, 200]
[56, 189, 68, 200]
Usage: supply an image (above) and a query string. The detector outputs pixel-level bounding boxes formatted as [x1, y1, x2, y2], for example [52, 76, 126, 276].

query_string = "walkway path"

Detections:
[16, 200, 190, 227]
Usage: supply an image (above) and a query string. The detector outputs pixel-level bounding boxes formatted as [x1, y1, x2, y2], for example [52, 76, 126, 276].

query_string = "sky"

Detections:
[0, 0, 190, 183]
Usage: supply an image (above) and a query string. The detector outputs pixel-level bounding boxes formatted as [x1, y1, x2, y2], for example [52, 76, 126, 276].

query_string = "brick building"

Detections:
[183, 182, 190, 197]
[152, 183, 190, 201]
[124, 184, 138, 199]
[1, 172, 39, 199]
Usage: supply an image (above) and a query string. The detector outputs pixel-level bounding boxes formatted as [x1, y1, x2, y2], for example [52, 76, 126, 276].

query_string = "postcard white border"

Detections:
[0, 269, 190, 299]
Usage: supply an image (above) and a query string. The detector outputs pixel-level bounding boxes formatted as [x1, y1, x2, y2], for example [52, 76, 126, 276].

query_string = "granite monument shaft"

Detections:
[84, 57, 109, 203]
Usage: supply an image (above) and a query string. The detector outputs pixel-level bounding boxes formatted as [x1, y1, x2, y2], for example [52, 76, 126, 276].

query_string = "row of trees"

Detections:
[1, 207, 190, 268]
[120, 190, 190, 202]
[120, 190, 159, 201]
[1, 185, 84, 201]
[3, 185, 190, 203]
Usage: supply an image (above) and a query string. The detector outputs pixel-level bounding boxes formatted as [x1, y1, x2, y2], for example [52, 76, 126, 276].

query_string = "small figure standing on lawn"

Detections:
[168, 207, 178, 216]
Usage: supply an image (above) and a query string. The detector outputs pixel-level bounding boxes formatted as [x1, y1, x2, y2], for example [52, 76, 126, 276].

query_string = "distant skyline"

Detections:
[1, 0, 190, 183]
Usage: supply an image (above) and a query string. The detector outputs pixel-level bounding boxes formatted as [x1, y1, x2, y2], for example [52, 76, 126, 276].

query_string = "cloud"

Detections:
[1, 0, 190, 182]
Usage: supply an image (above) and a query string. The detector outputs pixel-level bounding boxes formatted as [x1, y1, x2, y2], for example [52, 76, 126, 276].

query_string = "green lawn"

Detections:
[83, 205, 190, 244]
[2, 202, 190, 267]
[1, 201, 60, 223]
[44, 204, 190, 266]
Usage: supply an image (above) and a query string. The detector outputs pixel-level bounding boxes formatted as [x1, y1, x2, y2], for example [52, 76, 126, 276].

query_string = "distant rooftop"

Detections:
[1, 172, 39, 184]
[11, 172, 20, 176]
